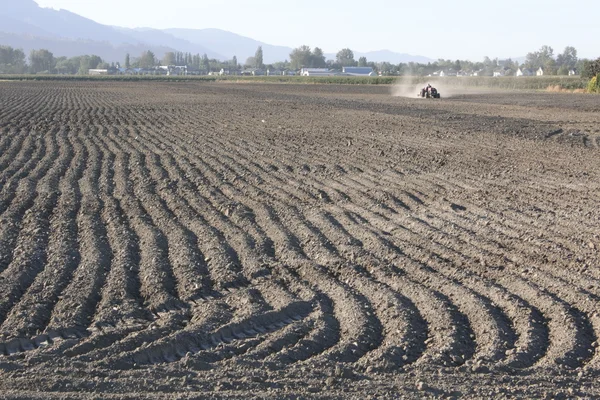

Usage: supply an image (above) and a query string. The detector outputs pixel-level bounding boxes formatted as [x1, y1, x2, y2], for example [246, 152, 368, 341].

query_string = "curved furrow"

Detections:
[0, 129, 65, 274]
[229, 281, 315, 364]
[488, 276, 595, 369]
[357, 201, 594, 370]
[208, 133, 413, 213]
[328, 210, 479, 367]
[485, 264, 599, 368]
[160, 151, 272, 281]
[338, 201, 560, 366]
[331, 202, 552, 370]
[0, 130, 81, 334]
[43, 128, 112, 338]
[0, 133, 38, 218]
[0, 131, 34, 187]
[142, 129, 289, 273]
[424, 173, 599, 249]
[113, 127, 251, 294]
[431, 196, 600, 292]
[0, 133, 50, 218]
[131, 149, 216, 300]
[240, 198, 381, 364]
[105, 300, 313, 369]
[341, 202, 513, 355]
[0, 87, 54, 132]
[97, 128, 182, 312]
[374, 189, 600, 369]
[60, 309, 191, 364]
[142, 132, 277, 262]
[154, 136, 345, 364]
[122, 122, 282, 284]
[87, 131, 152, 329]
[154, 124, 474, 366]
[304, 208, 428, 369]
[257, 290, 339, 367]
[0, 128, 19, 158]
[204, 139, 318, 204]
[423, 200, 600, 309]
[79, 270, 293, 364]
[269, 205, 394, 365]
[0, 131, 81, 339]
[184, 286, 298, 365]
[115, 129, 243, 293]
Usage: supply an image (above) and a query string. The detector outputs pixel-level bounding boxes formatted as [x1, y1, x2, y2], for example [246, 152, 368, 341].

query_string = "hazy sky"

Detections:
[34, 0, 597, 61]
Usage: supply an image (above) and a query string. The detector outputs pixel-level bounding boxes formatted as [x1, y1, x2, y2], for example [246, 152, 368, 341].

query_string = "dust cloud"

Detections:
[390, 74, 497, 99]
[390, 76, 464, 99]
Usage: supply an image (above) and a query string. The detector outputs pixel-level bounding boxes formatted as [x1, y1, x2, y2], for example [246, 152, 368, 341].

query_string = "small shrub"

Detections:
[587, 75, 599, 93]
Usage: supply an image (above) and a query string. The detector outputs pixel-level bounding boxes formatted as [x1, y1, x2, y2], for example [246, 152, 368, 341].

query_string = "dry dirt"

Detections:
[0, 81, 599, 399]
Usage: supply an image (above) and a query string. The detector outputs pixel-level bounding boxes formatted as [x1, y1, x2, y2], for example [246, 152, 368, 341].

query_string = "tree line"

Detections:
[1, 43, 598, 78]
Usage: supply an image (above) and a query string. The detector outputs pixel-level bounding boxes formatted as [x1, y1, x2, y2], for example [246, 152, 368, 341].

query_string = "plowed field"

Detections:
[0, 81, 599, 399]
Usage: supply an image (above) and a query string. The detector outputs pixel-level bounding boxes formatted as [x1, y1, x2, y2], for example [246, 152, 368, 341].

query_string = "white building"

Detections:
[300, 68, 335, 76]
[88, 69, 108, 75]
[516, 68, 534, 77]
[342, 67, 376, 76]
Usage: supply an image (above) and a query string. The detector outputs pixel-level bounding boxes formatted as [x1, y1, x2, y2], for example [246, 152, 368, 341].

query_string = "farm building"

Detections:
[167, 66, 188, 76]
[300, 68, 336, 76]
[342, 67, 376, 76]
[440, 69, 457, 77]
[516, 68, 534, 77]
[569, 69, 578, 76]
[88, 69, 108, 75]
[241, 68, 265, 76]
[536, 67, 544, 76]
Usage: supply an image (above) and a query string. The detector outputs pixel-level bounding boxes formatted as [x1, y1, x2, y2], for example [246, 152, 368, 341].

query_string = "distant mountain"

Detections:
[164, 28, 293, 64]
[324, 49, 432, 64]
[0, 0, 182, 63]
[0, 0, 434, 65]
[0, 31, 175, 64]
[165, 29, 434, 65]
[354, 50, 433, 64]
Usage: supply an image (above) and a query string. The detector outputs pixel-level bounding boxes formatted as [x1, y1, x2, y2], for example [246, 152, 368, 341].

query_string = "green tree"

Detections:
[54, 57, 71, 74]
[581, 58, 600, 78]
[311, 47, 326, 67]
[138, 51, 156, 68]
[78, 55, 91, 75]
[245, 57, 258, 69]
[289, 45, 312, 69]
[201, 53, 210, 72]
[336, 48, 356, 66]
[29, 49, 55, 73]
[525, 45, 554, 70]
[0, 45, 27, 74]
[163, 52, 176, 66]
[378, 61, 392, 75]
[254, 46, 264, 69]
[358, 56, 367, 67]
[556, 46, 577, 73]
[232, 55, 238, 70]
[88, 55, 102, 69]
[125, 53, 130, 68]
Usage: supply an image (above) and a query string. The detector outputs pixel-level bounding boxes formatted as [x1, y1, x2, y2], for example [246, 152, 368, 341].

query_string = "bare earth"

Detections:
[0, 81, 599, 399]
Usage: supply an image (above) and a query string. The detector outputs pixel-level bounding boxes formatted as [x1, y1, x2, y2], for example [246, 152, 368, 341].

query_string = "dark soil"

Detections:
[0, 81, 599, 399]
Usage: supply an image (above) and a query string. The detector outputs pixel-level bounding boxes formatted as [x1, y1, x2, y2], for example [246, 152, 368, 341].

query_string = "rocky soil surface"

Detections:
[0, 81, 598, 398]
